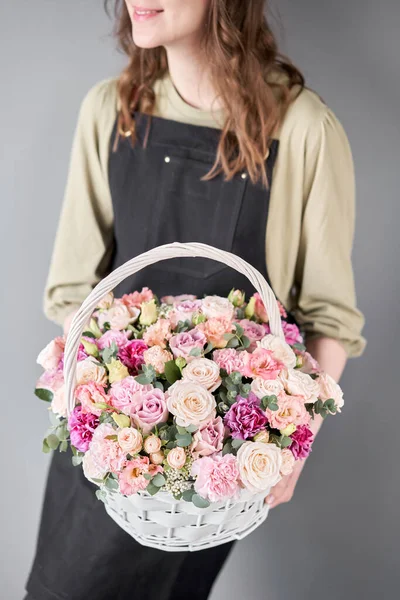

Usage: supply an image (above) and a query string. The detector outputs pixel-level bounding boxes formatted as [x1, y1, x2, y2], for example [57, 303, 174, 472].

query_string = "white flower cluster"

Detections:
[163, 457, 194, 496]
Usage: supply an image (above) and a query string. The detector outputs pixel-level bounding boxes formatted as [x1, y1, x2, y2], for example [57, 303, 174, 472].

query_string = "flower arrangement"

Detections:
[35, 287, 343, 509]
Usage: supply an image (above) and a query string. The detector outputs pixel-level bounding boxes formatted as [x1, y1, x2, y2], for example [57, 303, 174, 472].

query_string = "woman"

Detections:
[25, 1, 366, 599]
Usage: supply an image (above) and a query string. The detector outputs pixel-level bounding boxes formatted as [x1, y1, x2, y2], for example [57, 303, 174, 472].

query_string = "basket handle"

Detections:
[64, 241, 285, 414]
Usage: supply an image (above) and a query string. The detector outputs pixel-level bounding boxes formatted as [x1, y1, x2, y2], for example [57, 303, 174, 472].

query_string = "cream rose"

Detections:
[144, 435, 162, 454]
[166, 380, 216, 427]
[257, 334, 297, 368]
[181, 358, 222, 392]
[251, 377, 284, 399]
[97, 291, 114, 309]
[117, 427, 143, 454]
[200, 295, 235, 320]
[76, 357, 108, 386]
[150, 450, 165, 465]
[317, 371, 344, 411]
[167, 447, 187, 469]
[98, 302, 140, 330]
[278, 367, 320, 404]
[236, 441, 282, 493]
[280, 448, 295, 476]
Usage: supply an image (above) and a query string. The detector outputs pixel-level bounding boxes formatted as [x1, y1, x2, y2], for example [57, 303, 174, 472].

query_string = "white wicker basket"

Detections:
[63, 242, 285, 552]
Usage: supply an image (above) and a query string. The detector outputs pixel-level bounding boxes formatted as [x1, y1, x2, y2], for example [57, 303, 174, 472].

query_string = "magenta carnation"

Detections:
[118, 339, 148, 374]
[289, 425, 314, 459]
[68, 405, 100, 452]
[224, 392, 268, 440]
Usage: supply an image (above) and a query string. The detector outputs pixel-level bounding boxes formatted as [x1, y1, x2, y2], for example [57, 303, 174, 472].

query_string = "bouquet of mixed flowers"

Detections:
[35, 287, 343, 510]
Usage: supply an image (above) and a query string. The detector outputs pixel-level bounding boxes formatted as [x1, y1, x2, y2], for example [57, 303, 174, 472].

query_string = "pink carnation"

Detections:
[169, 328, 207, 362]
[142, 318, 172, 348]
[75, 381, 109, 416]
[191, 454, 240, 503]
[68, 405, 99, 452]
[224, 392, 268, 440]
[118, 456, 163, 496]
[243, 347, 284, 380]
[121, 287, 154, 308]
[289, 425, 314, 459]
[108, 376, 152, 414]
[212, 348, 247, 375]
[118, 339, 148, 374]
[88, 423, 127, 474]
[265, 392, 310, 430]
[97, 330, 131, 351]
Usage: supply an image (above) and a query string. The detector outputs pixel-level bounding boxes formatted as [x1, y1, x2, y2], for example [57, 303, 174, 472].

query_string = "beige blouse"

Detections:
[43, 73, 367, 358]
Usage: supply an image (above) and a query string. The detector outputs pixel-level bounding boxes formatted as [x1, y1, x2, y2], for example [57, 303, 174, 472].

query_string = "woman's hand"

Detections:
[265, 458, 307, 509]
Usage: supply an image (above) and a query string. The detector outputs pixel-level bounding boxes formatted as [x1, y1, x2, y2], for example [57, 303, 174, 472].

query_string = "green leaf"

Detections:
[95, 489, 106, 503]
[192, 494, 210, 509]
[204, 342, 214, 354]
[164, 360, 181, 385]
[233, 323, 244, 337]
[226, 337, 240, 348]
[182, 488, 196, 502]
[185, 424, 198, 433]
[189, 347, 201, 357]
[42, 439, 51, 454]
[59, 440, 68, 453]
[292, 342, 306, 352]
[82, 330, 96, 339]
[231, 438, 245, 449]
[143, 473, 152, 480]
[35, 388, 54, 403]
[230, 371, 242, 385]
[223, 333, 236, 341]
[135, 374, 153, 385]
[176, 433, 192, 447]
[154, 381, 164, 391]
[46, 434, 59, 450]
[105, 477, 119, 491]
[222, 440, 233, 455]
[241, 335, 251, 349]
[72, 455, 83, 467]
[176, 425, 187, 435]
[146, 482, 160, 496]
[280, 436, 292, 448]
[93, 402, 112, 411]
[152, 473, 167, 487]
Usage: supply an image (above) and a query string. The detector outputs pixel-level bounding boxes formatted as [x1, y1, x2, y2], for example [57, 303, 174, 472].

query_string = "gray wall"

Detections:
[1, 1, 398, 598]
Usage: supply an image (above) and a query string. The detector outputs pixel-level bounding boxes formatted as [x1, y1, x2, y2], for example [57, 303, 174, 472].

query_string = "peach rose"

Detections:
[196, 317, 234, 348]
[316, 371, 344, 411]
[278, 367, 320, 404]
[166, 380, 216, 427]
[143, 345, 173, 374]
[150, 450, 165, 465]
[181, 358, 222, 392]
[250, 376, 284, 399]
[37, 336, 65, 370]
[200, 295, 235, 320]
[75, 357, 108, 387]
[265, 392, 310, 430]
[117, 427, 143, 454]
[280, 448, 296, 476]
[167, 447, 187, 469]
[236, 441, 282, 492]
[143, 435, 162, 454]
[257, 334, 297, 369]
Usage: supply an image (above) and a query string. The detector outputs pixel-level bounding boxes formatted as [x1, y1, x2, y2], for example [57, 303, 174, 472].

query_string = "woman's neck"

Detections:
[165, 42, 223, 113]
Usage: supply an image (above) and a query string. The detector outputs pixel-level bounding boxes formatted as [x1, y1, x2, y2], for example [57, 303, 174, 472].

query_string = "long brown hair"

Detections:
[104, 0, 305, 188]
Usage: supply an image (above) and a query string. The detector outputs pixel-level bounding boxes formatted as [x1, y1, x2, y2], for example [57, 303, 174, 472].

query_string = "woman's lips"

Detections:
[132, 6, 164, 22]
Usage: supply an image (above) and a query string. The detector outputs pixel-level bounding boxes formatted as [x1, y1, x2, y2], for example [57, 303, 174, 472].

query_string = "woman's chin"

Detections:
[132, 31, 165, 49]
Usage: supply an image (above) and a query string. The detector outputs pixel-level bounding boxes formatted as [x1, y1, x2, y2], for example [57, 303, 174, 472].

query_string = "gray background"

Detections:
[1, 0, 398, 598]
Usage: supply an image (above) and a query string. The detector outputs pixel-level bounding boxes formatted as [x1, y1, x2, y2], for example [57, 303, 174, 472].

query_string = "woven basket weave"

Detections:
[63, 242, 285, 551]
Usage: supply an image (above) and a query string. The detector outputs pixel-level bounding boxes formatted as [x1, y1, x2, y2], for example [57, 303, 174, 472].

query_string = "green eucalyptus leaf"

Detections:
[204, 342, 214, 354]
[105, 477, 119, 491]
[95, 489, 106, 503]
[46, 434, 59, 450]
[233, 323, 244, 337]
[280, 436, 292, 448]
[59, 440, 68, 453]
[42, 439, 51, 454]
[135, 374, 153, 385]
[241, 335, 251, 349]
[72, 455, 83, 467]
[192, 494, 210, 509]
[230, 371, 242, 385]
[152, 473, 166, 487]
[176, 425, 187, 435]
[143, 473, 152, 481]
[185, 424, 198, 433]
[231, 438, 245, 449]
[226, 337, 240, 348]
[176, 433, 192, 447]
[182, 488, 196, 502]
[189, 347, 201, 357]
[146, 482, 161, 496]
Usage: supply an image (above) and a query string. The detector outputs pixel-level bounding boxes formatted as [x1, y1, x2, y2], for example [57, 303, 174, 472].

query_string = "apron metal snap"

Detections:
[241, 172, 247, 179]
[164, 156, 171, 163]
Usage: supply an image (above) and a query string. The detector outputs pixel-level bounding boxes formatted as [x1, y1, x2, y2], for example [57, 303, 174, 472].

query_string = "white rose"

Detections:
[317, 371, 344, 411]
[257, 334, 296, 368]
[280, 448, 295, 476]
[200, 295, 235, 320]
[251, 377, 284, 399]
[166, 380, 216, 427]
[236, 441, 282, 493]
[97, 302, 140, 330]
[278, 367, 320, 404]
[181, 358, 222, 392]
[76, 357, 108, 387]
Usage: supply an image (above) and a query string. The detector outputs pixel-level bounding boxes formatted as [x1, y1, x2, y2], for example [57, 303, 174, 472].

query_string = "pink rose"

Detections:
[265, 392, 310, 430]
[298, 351, 320, 375]
[237, 319, 265, 351]
[243, 347, 284, 380]
[121, 287, 154, 308]
[37, 336, 65, 371]
[169, 300, 203, 327]
[75, 381, 109, 416]
[191, 454, 240, 503]
[169, 329, 207, 362]
[118, 339, 148, 374]
[97, 330, 131, 351]
[130, 388, 169, 434]
[108, 376, 152, 414]
[167, 447, 187, 469]
[190, 417, 225, 459]
[212, 348, 247, 375]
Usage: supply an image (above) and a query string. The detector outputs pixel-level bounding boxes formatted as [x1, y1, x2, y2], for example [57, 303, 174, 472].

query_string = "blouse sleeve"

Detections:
[292, 105, 367, 358]
[42, 80, 115, 327]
